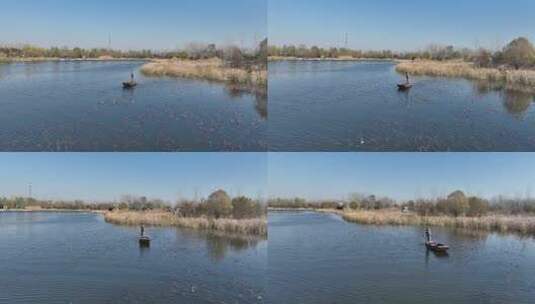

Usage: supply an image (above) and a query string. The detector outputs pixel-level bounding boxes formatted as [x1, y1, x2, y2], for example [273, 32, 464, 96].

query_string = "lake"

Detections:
[268, 211, 535, 304]
[0, 61, 266, 151]
[0, 212, 266, 304]
[268, 60, 535, 151]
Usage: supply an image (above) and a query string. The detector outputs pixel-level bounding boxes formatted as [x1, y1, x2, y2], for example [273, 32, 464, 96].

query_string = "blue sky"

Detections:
[0, 153, 267, 202]
[3, 153, 534, 202]
[269, 0, 535, 51]
[268, 153, 535, 201]
[0, 0, 266, 50]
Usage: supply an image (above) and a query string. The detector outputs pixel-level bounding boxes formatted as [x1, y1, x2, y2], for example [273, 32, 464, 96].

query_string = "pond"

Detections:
[0, 212, 266, 303]
[0, 61, 266, 151]
[268, 211, 535, 304]
[268, 60, 535, 151]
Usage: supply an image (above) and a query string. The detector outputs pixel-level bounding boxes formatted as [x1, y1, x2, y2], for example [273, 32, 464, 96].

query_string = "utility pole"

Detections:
[345, 32, 349, 49]
[28, 183, 32, 199]
[108, 33, 112, 50]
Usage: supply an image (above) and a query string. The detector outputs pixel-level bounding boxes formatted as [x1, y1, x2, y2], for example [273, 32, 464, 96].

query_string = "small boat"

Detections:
[397, 83, 413, 91]
[139, 236, 151, 247]
[425, 241, 449, 253]
[123, 81, 137, 89]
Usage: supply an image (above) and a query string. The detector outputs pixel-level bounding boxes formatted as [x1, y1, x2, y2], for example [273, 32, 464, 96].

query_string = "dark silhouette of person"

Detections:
[131, 73, 135, 82]
[405, 72, 410, 84]
[424, 228, 432, 242]
[140, 225, 145, 237]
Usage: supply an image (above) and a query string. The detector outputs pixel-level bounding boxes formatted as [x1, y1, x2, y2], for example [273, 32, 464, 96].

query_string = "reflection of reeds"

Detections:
[338, 209, 535, 236]
[396, 60, 535, 93]
[104, 211, 267, 236]
[141, 58, 267, 88]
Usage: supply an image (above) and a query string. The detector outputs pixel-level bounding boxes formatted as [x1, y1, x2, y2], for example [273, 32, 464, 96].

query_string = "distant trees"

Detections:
[0, 38, 269, 68]
[176, 190, 265, 219]
[207, 190, 233, 218]
[496, 37, 535, 69]
[408, 191, 490, 217]
[269, 37, 535, 70]
[232, 196, 263, 219]
[0, 189, 266, 219]
[474, 48, 493, 68]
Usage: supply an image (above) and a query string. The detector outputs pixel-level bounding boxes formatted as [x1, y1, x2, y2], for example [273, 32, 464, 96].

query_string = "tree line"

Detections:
[269, 37, 535, 69]
[0, 189, 266, 220]
[269, 190, 535, 218]
[0, 38, 268, 67]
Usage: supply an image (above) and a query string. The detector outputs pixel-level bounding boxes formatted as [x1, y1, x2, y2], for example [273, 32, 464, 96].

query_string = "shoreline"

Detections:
[0, 57, 148, 63]
[268, 56, 397, 62]
[140, 58, 267, 89]
[104, 211, 267, 237]
[1, 209, 266, 236]
[396, 60, 535, 93]
[0, 208, 105, 214]
[272, 208, 535, 237]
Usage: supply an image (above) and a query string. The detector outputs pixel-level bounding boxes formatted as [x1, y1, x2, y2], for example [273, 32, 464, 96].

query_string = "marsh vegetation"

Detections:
[141, 39, 267, 96]
[269, 191, 535, 236]
[270, 37, 535, 91]
[1, 189, 267, 236]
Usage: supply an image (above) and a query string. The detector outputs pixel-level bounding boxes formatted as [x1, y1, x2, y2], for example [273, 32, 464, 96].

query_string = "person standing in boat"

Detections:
[140, 225, 145, 237]
[131, 72, 135, 83]
[424, 228, 432, 242]
[405, 72, 410, 85]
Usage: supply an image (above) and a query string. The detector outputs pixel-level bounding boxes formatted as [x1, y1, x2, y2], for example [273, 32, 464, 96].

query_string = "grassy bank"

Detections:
[140, 58, 267, 88]
[104, 211, 267, 237]
[274, 207, 535, 236]
[396, 60, 535, 93]
[319, 209, 535, 236]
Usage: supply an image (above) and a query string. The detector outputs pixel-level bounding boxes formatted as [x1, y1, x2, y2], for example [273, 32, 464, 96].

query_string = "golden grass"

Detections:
[104, 210, 267, 236]
[338, 209, 535, 236]
[396, 60, 535, 93]
[141, 58, 267, 87]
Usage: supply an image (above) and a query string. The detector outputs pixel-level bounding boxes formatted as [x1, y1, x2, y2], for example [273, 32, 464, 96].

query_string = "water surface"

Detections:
[0, 61, 266, 151]
[269, 61, 535, 151]
[0, 212, 266, 303]
[268, 211, 535, 304]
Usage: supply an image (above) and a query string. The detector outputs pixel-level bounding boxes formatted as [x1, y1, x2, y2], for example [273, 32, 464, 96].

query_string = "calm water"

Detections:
[269, 61, 535, 151]
[0, 62, 266, 151]
[0, 212, 266, 304]
[268, 212, 535, 304]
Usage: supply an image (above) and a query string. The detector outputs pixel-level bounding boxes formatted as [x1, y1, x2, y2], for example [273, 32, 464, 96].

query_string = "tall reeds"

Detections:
[104, 210, 267, 236]
[140, 58, 267, 87]
[340, 209, 535, 236]
[396, 60, 535, 93]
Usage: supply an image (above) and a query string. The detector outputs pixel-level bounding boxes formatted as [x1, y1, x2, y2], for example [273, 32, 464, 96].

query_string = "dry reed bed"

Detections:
[140, 58, 267, 87]
[104, 211, 267, 236]
[396, 60, 535, 93]
[340, 209, 535, 236]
